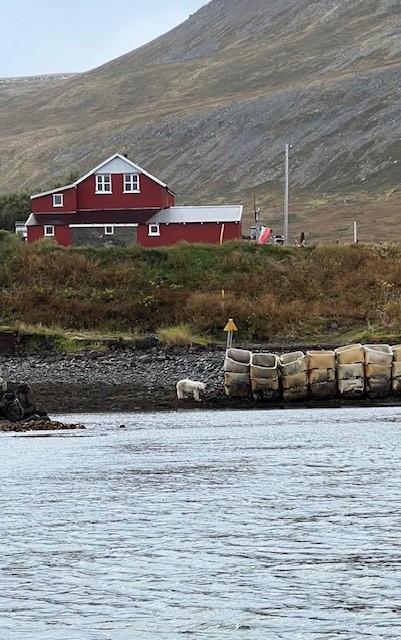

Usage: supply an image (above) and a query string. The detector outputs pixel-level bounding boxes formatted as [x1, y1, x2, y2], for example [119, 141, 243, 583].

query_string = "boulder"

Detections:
[0, 380, 48, 422]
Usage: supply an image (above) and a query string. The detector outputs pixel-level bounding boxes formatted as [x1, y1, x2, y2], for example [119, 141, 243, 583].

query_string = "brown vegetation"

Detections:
[1, 233, 401, 344]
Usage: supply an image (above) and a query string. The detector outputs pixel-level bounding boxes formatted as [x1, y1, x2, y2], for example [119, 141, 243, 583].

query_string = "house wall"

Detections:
[28, 221, 242, 247]
[31, 173, 174, 217]
[31, 187, 77, 214]
[76, 174, 174, 210]
[27, 225, 71, 246]
[137, 222, 242, 247]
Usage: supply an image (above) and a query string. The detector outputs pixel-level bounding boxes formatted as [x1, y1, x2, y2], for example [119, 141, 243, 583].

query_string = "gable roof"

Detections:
[147, 205, 243, 224]
[31, 153, 173, 199]
[30, 183, 76, 200]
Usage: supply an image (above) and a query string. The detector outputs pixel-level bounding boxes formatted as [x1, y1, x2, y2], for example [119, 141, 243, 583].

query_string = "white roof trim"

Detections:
[74, 153, 169, 188]
[25, 213, 38, 226]
[31, 183, 76, 199]
[31, 153, 170, 199]
[69, 223, 138, 228]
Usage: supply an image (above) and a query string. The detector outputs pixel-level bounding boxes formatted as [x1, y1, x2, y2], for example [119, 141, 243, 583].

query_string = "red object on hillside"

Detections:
[26, 153, 243, 247]
[257, 227, 272, 244]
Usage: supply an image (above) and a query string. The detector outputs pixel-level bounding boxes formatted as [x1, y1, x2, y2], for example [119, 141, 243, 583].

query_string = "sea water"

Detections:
[1, 406, 401, 639]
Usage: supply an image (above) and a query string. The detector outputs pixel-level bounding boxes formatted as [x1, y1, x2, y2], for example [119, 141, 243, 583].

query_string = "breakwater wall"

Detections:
[224, 344, 401, 402]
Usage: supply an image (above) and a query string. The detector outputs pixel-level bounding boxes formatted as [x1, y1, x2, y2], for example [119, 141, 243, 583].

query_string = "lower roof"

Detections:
[26, 205, 243, 227]
[147, 206, 243, 224]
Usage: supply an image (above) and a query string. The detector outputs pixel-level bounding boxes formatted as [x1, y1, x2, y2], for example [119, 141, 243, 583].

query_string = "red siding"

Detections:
[54, 226, 72, 246]
[27, 226, 43, 243]
[32, 187, 77, 214]
[27, 225, 71, 246]
[76, 174, 174, 210]
[137, 222, 242, 247]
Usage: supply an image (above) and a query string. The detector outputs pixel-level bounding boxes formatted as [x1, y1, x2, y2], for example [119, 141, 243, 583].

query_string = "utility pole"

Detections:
[254, 194, 260, 239]
[283, 143, 290, 244]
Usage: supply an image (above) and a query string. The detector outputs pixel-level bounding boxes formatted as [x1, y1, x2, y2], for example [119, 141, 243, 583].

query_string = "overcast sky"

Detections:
[1, 0, 208, 78]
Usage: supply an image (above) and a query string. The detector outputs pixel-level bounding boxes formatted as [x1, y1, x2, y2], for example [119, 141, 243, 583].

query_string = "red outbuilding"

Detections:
[26, 153, 243, 247]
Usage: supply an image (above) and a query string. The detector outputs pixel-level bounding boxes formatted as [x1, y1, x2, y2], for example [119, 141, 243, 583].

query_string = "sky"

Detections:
[0, 0, 208, 78]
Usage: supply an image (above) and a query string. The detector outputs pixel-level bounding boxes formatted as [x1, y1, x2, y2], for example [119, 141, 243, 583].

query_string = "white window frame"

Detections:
[105, 226, 114, 235]
[123, 174, 140, 192]
[95, 174, 112, 193]
[44, 225, 55, 237]
[52, 193, 63, 207]
[148, 224, 160, 237]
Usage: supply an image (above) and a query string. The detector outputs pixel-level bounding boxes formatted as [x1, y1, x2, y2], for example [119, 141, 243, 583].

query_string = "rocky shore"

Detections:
[0, 343, 233, 415]
[2, 340, 401, 426]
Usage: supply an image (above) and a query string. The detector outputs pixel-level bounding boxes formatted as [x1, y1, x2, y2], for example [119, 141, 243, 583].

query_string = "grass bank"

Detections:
[1, 232, 401, 346]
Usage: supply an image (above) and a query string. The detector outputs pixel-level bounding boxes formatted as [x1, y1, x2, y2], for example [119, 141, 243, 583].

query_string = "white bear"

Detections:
[176, 379, 206, 401]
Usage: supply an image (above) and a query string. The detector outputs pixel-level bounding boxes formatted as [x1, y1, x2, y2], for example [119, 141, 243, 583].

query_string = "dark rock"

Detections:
[0, 379, 49, 422]
[136, 354, 153, 364]
[0, 419, 85, 432]
[87, 350, 104, 359]
[0, 394, 24, 422]
[134, 335, 159, 351]
[24, 413, 50, 422]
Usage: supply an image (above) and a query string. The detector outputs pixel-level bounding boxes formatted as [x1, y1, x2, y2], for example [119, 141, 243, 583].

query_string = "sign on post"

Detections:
[223, 318, 238, 348]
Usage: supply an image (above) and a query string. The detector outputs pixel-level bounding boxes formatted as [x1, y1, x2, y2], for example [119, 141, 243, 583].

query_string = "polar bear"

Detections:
[176, 379, 206, 401]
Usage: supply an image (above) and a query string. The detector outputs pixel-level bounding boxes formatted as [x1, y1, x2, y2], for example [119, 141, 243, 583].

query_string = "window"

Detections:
[52, 193, 63, 207]
[44, 225, 55, 237]
[124, 174, 140, 192]
[148, 224, 160, 236]
[95, 174, 112, 193]
[105, 226, 114, 235]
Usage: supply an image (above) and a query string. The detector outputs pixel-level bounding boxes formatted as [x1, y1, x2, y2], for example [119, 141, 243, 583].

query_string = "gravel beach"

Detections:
[3, 341, 401, 419]
[0, 345, 234, 413]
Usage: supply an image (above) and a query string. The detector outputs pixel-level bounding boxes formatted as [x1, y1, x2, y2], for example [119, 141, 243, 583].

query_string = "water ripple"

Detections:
[1, 406, 401, 639]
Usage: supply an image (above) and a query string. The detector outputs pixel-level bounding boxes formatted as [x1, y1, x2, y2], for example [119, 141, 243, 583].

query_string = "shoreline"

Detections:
[0, 348, 227, 414]
[2, 349, 401, 417]
[27, 381, 401, 414]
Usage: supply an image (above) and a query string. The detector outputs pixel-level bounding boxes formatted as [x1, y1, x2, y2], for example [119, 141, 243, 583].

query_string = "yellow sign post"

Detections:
[223, 318, 238, 348]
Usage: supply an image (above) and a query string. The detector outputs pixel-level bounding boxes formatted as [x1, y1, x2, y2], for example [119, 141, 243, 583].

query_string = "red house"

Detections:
[26, 153, 243, 247]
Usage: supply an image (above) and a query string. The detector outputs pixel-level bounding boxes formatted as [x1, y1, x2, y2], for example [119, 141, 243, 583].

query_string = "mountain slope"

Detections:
[1, 0, 400, 241]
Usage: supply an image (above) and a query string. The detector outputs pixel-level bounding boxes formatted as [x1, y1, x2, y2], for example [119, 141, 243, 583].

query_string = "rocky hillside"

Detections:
[1, 0, 401, 241]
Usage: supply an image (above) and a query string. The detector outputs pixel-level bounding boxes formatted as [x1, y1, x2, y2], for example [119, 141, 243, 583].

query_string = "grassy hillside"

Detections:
[0, 0, 400, 242]
[1, 232, 401, 345]
[0, 74, 76, 97]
